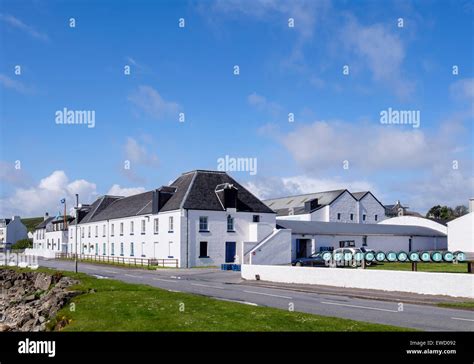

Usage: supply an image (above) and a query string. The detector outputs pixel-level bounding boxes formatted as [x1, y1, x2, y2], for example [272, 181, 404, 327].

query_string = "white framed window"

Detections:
[168, 241, 173, 258]
[337, 213, 341, 220]
[141, 242, 146, 257]
[111, 224, 115, 236]
[350, 214, 354, 221]
[102, 224, 106, 237]
[88, 226, 91, 238]
[130, 221, 134, 235]
[375, 214, 378, 221]
[169, 217, 174, 232]
[362, 214, 366, 221]
[111, 243, 115, 256]
[120, 242, 124, 256]
[154, 218, 159, 234]
[130, 242, 134, 257]
[81, 227, 84, 238]
[120, 222, 124, 236]
[141, 220, 146, 234]
[102, 242, 106, 255]
[199, 216, 208, 231]
[95, 225, 98, 237]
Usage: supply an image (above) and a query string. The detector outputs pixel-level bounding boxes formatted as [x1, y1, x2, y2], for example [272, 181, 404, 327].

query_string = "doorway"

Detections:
[225, 241, 236, 263]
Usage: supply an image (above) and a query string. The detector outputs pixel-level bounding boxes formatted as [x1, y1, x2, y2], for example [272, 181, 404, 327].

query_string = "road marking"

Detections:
[124, 274, 140, 278]
[216, 298, 258, 306]
[153, 278, 178, 283]
[243, 290, 292, 299]
[451, 317, 474, 322]
[191, 283, 226, 290]
[321, 301, 398, 313]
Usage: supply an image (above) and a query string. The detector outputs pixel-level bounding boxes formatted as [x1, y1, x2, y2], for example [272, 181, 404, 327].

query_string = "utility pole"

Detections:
[74, 193, 79, 273]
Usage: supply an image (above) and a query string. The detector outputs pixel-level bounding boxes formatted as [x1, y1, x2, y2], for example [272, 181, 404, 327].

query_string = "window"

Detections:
[102, 224, 106, 237]
[95, 225, 98, 237]
[88, 226, 91, 238]
[120, 242, 124, 256]
[199, 241, 208, 258]
[95, 243, 98, 255]
[350, 213, 354, 221]
[141, 242, 146, 257]
[81, 227, 84, 238]
[111, 243, 115, 256]
[337, 213, 341, 220]
[130, 221, 134, 235]
[111, 224, 115, 236]
[103, 242, 106, 255]
[253, 215, 260, 223]
[169, 217, 174, 232]
[362, 236, 367, 247]
[130, 242, 134, 257]
[120, 222, 124, 236]
[375, 214, 378, 221]
[362, 214, 366, 221]
[227, 215, 234, 232]
[199, 216, 208, 231]
[168, 241, 173, 258]
[141, 220, 146, 234]
[154, 218, 159, 234]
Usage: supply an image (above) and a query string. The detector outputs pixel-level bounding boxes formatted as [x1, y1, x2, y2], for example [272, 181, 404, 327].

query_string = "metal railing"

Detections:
[55, 253, 178, 268]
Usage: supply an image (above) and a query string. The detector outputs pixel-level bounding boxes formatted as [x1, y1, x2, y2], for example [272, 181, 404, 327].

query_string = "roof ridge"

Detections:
[180, 170, 199, 209]
[264, 189, 347, 201]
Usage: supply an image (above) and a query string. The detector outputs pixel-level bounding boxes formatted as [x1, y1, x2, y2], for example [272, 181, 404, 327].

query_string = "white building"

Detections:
[447, 199, 474, 255]
[276, 219, 448, 260]
[66, 170, 288, 267]
[0, 216, 28, 250]
[264, 190, 386, 224]
[379, 215, 447, 235]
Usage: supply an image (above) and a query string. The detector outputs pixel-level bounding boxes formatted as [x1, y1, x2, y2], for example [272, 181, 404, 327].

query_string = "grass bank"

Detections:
[4, 267, 412, 332]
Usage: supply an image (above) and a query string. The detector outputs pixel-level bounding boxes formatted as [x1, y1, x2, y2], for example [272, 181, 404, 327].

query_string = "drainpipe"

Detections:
[186, 209, 189, 268]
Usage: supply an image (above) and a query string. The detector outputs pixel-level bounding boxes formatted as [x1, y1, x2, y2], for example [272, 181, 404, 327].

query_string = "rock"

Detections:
[24, 294, 35, 302]
[0, 323, 11, 332]
[34, 273, 52, 291]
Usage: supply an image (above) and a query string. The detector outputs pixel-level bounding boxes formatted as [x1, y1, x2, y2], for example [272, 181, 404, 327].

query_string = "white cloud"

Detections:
[0, 170, 146, 218]
[0, 74, 34, 94]
[341, 17, 415, 99]
[0, 171, 97, 218]
[124, 137, 159, 166]
[128, 85, 180, 120]
[107, 184, 146, 197]
[0, 13, 49, 42]
[248, 92, 282, 116]
[450, 78, 474, 103]
[281, 120, 434, 171]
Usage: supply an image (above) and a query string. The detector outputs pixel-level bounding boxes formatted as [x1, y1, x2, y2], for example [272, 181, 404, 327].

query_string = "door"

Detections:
[296, 239, 308, 258]
[225, 241, 236, 263]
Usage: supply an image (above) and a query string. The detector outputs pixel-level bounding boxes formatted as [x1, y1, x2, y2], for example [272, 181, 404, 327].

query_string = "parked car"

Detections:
[331, 247, 371, 267]
[292, 252, 328, 267]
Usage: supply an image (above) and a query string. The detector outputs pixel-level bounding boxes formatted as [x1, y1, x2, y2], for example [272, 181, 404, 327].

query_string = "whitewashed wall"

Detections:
[329, 191, 358, 223]
[358, 194, 386, 223]
[448, 213, 474, 253]
[379, 216, 448, 234]
[242, 264, 474, 298]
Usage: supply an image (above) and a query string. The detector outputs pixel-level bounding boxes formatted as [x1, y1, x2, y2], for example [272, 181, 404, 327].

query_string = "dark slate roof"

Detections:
[35, 217, 55, 229]
[352, 191, 369, 200]
[175, 170, 274, 213]
[51, 215, 74, 223]
[276, 220, 447, 237]
[76, 170, 274, 224]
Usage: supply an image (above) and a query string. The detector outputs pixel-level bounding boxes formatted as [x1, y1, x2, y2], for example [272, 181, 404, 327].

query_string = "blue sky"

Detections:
[0, 0, 473, 217]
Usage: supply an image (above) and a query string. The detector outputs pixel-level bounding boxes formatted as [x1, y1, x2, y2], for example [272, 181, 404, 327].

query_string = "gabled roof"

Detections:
[35, 216, 55, 229]
[277, 219, 447, 237]
[0, 218, 11, 226]
[352, 191, 386, 210]
[76, 170, 273, 224]
[263, 189, 349, 216]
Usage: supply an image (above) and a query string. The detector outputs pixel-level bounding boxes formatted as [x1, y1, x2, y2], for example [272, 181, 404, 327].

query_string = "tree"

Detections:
[11, 239, 32, 250]
[453, 205, 468, 217]
[426, 205, 468, 220]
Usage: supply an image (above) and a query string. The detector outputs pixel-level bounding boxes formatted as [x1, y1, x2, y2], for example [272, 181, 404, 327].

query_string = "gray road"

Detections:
[37, 258, 474, 332]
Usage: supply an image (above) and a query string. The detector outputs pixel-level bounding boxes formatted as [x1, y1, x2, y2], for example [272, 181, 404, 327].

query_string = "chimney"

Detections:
[152, 186, 176, 214]
[44, 212, 49, 221]
[470, 198, 474, 213]
[216, 183, 238, 209]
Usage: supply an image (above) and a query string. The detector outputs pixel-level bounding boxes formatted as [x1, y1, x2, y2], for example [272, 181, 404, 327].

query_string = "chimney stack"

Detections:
[44, 212, 49, 221]
[469, 198, 474, 213]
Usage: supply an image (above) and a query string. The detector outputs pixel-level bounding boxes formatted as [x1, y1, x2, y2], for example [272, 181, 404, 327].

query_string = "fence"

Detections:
[55, 253, 179, 268]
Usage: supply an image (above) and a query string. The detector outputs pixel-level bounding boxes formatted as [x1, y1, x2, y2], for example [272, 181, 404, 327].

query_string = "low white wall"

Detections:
[242, 264, 474, 298]
[24, 248, 57, 259]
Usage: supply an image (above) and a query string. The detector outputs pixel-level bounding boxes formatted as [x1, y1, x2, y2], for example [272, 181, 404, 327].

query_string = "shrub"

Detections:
[11, 238, 33, 250]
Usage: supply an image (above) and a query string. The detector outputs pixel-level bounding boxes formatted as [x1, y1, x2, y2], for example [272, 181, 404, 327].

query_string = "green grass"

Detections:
[367, 262, 469, 273]
[21, 217, 43, 232]
[437, 302, 474, 311]
[5, 267, 412, 332]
